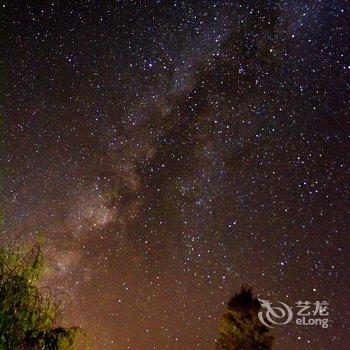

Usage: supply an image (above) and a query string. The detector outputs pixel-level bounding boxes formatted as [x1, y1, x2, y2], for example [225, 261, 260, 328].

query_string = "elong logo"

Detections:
[258, 299, 330, 329]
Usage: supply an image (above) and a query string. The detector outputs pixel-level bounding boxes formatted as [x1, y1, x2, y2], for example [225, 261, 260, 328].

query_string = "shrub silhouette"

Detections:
[0, 244, 83, 349]
[215, 286, 274, 350]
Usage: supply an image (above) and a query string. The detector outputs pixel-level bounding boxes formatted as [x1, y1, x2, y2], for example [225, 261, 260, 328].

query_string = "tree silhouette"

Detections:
[0, 243, 83, 349]
[215, 286, 274, 350]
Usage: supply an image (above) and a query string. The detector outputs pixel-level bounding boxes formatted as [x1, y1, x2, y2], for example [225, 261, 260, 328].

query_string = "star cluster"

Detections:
[2, 1, 349, 349]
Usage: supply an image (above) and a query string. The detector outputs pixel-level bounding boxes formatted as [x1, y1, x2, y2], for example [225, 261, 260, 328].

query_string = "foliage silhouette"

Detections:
[0, 243, 83, 349]
[215, 286, 274, 350]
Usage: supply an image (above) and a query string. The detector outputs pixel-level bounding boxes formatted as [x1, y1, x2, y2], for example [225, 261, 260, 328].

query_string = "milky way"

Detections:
[2, 1, 349, 349]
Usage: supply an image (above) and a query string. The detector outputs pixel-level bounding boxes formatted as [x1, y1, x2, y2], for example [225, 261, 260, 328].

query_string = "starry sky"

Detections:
[2, 1, 349, 349]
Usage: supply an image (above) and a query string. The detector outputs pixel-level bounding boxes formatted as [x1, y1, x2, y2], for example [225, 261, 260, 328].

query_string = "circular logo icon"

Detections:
[258, 298, 293, 328]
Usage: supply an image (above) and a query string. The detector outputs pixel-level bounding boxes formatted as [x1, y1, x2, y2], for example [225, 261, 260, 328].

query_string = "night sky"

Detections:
[2, 1, 349, 349]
